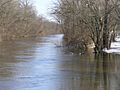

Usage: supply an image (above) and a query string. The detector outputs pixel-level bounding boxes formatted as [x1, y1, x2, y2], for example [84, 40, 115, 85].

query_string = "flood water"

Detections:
[0, 34, 120, 90]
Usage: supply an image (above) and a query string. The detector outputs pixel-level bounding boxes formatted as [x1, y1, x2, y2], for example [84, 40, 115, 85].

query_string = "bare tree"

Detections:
[0, 0, 43, 40]
[53, 0, 120, 53]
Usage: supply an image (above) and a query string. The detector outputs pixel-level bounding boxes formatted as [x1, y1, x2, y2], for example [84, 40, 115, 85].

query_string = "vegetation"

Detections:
[40, 18, 61, 36]
[53, 0, 120, 53]
[0, 0, 59, 41]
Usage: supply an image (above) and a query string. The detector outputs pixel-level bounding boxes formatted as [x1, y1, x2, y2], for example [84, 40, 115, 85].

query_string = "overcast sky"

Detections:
[34, 0, 56, 20]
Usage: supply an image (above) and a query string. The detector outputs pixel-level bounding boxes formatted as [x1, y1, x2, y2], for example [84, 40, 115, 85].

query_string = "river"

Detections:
[0, 34, 120, 90]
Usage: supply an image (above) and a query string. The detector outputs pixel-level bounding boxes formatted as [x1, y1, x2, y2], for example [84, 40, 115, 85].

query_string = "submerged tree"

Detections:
[53, 0, 120, 53]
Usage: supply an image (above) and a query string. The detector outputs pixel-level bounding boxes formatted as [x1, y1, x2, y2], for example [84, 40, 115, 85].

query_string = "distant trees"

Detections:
[41, 19, 61, 36]
[0, 0, 45, 41]
[0, 0, 60, 41]
[53, 0, 120, 53]
[17, 0, 42, 37]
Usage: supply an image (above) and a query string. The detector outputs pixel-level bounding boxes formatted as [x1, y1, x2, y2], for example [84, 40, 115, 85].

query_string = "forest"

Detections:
[53, 0, 120, 53]
[0, 0, 59, 41]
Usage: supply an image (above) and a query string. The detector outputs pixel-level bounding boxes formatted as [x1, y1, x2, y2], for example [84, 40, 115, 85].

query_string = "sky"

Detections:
[33, 0, 57, 21]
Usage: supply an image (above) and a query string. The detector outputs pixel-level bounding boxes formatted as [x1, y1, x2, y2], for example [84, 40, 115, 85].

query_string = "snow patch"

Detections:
[104, 36, 120, 54]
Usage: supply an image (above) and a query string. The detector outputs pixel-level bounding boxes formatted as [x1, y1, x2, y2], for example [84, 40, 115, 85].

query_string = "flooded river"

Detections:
[0, 34, 120, 90]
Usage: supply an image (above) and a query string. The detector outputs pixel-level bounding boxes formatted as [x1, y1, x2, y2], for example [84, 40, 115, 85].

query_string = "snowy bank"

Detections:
[103, 36, 120, 54]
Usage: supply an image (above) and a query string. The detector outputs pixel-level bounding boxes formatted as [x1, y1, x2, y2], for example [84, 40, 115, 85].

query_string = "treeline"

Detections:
[0, 0, 60, 41]
[53, 0, 120, 53]
[40, 19, 61, 36]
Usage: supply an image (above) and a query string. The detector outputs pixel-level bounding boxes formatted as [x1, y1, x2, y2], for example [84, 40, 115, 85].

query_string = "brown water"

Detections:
[0, 34, 120, 90]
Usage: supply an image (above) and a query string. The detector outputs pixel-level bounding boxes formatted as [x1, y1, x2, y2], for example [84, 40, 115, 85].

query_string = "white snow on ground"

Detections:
[103, 36, 120, 54]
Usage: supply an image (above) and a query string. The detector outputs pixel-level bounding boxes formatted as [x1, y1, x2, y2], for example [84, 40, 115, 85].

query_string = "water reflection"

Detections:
[0, 35, 120, 90]
[70, 53, 119, 90]
[93, 53, 119, 90]
[0, 40, 37, 78]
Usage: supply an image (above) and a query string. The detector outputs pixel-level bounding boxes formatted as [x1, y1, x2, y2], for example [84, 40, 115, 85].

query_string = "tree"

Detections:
[53, 0, 120, 53]
[0, 0, 43, 40]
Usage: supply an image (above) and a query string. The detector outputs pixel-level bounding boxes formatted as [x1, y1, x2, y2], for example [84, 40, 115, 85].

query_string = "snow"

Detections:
[103, 36, 120, 54]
